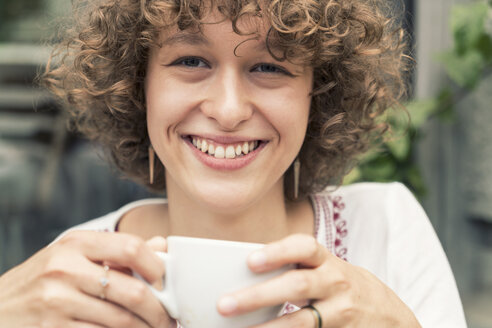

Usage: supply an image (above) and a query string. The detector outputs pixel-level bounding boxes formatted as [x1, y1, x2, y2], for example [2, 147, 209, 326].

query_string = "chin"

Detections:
[190, 182, 263, 213]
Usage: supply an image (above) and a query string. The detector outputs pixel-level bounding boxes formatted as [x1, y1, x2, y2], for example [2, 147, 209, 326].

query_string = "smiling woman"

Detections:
[42, 0, 405, 200]
[145, 17, 313, 212]
[0, 0, 467, 328]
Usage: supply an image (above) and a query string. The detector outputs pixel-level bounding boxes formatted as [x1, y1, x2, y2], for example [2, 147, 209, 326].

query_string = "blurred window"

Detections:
[0, 0, 70, 43]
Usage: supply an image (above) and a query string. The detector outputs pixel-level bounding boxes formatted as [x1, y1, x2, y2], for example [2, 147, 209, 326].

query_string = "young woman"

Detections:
[0, 0, 466, 327]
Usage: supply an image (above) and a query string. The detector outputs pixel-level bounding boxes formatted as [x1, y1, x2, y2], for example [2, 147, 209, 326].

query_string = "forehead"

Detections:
[157, 10, 305, 65]
[158, 18, 271, 53]
[150, 0, 314, 65]
[158, 5, 268, 44]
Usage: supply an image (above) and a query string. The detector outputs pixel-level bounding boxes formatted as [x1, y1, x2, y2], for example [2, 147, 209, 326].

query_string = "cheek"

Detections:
[264, 93, 311, 145]
[145, 79, 193, 136]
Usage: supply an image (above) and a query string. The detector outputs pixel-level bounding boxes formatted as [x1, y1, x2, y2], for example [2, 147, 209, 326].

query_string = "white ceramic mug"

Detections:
[135, 236, 292, 328]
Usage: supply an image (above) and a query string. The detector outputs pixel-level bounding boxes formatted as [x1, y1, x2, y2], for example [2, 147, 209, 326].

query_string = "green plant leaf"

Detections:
[405, 166, 427, 199]
[385, 135, 410, 161]
[343, 167, 361, 185]
[438, 49, 485, 88]
[357, 147, 385, 167]
[405, 99, 439, 128]
[477, 33, 492, 62]
[359, 156, 396, 181]
[486, 4, 492, 39]
[450, 2, 488, 53]
[434, 88, 455, 122]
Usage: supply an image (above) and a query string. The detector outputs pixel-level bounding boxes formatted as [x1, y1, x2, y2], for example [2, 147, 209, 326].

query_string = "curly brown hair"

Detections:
[42, 0, 409, 200]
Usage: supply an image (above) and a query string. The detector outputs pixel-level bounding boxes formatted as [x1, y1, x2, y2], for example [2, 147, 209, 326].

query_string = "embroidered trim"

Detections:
[320, 194, 334, 254]
[311, 194, 322, 241]
[310, 193, 348, 260]
[281, 302, 298, 315]
[331, 195, 347, 261]
[280, 192, 348, 317]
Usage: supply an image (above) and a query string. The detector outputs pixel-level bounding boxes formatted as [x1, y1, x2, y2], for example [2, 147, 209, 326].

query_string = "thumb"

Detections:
[145, 236, 167, 289]
[146, 235, 167, 252]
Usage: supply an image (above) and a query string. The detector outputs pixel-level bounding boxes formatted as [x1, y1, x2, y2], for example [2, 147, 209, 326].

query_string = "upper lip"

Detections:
[184, 134, 267, 144]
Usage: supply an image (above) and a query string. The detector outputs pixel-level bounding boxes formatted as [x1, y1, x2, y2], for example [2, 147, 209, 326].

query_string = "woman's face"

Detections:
[145, 15, 313, 211]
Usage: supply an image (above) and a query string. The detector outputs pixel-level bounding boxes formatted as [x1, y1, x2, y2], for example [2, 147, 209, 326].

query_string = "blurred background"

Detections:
[0, 0, 491, 327]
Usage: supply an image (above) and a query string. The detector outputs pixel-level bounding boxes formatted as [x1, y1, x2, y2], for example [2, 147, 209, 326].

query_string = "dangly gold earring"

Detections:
[294, 157, 300, 199]
[149, 145, 155, 184]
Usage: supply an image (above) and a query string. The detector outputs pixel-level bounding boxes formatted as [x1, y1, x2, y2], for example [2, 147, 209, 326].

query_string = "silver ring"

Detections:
[99, 265, 110, 300]
[302, 304, 322, 328]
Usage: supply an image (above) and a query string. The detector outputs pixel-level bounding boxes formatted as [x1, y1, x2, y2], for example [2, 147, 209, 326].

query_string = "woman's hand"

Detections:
[0, 230, 173, 328]
[217, 234, 421, 328]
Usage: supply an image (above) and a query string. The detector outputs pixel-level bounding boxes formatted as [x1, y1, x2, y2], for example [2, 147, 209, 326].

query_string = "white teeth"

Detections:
[214, 146, 225, 159]
[208, 144, 215, 155]
[242, 142, 249, 154]
[191, 137, 260, 158]
[201, 140, 208, 152]
[226, 146, 236, 159]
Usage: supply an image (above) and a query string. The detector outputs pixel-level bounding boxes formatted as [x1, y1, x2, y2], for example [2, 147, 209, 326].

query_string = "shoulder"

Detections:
[314, 181, 421, 229]
[311, 182, 427, 278]
[314, 183, 466, 326]
[53, 198, 167, 241]
[320, 182, 435, 263]
[328, 182, 432, 244]
[326, 181, 414, 206]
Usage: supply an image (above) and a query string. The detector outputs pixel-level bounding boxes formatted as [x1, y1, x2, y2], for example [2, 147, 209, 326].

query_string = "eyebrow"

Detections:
[159, 31, 285, 60]
[161, 32, 271, 51]
[161, 32, 210, 47]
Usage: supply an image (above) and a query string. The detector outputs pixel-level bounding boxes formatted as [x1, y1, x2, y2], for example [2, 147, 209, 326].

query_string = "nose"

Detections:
[201, 69, 253, 130]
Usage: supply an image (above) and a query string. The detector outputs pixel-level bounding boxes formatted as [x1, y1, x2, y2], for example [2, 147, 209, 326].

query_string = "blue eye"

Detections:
[173, 57, 209, 68]
[253, 63, 291, 76]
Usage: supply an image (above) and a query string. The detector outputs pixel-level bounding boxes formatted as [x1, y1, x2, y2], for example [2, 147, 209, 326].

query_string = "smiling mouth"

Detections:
[187, 136, 263, 159]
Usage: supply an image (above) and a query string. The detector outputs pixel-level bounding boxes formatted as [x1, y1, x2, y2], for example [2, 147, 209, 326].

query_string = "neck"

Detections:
[118, 176, 315, 243]
[165, 178, 296, 244]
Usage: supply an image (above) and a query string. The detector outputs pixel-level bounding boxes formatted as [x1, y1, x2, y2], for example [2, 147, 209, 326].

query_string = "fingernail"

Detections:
[218, 296, 238, 313]
[249, 250, 267, 268]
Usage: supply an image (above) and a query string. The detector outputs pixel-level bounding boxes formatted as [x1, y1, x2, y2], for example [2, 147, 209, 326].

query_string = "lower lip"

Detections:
[184, 138, 266, 170]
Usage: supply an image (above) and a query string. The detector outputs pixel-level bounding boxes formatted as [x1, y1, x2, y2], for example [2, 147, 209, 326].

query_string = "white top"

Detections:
[64, 182, 467, 327]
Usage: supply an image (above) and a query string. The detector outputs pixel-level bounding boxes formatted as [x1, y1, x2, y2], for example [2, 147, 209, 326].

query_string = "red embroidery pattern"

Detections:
[312, 192, 347, 259]
[281, 302, 298, 315]
[331, 195, 347, 261]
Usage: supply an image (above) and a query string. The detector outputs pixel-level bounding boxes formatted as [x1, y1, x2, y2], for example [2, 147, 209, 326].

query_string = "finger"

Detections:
[218, 269, 326, 316]
[248, 234, 328, 273]
[70, 291, 151, 328]
[58, 231, 165, 283]
[68, 321, 106, 328]
[145, 236, 168, 290]
[249, 306, 321, 328]
[39, 276, 151, 328]
[76, 259, 171, 328]
[103, 236, 167, 276]
[101, 260, 132, 276]
[146, 236, 167, 252]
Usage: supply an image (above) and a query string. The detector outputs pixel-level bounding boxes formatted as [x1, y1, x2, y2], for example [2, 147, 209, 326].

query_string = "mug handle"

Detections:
[133, 251, 179, 319]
